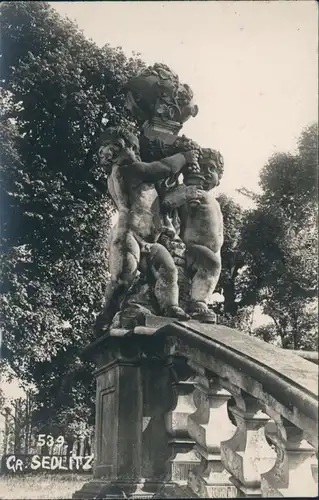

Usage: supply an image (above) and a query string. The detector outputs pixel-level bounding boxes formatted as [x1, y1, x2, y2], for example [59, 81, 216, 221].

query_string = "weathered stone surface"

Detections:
[260, 411, 318, 497]
[160, 148, 224, 324]
[75, 330, 201, 499]
[94, 349, 143, 480]
[187, 373, 237, 498]
[174, 321, 318, 396]
[95, 126, 202, 334]
[74, 335, 166, 499]
[154, 321, 318, 448]
[94, 61, 227, 333]
[220, 389, 276, 497]
[283, 348, 319, 365]
[124, 63, 198, 134]
[164, 366, 200, 485]
[77, 320, 318, 499]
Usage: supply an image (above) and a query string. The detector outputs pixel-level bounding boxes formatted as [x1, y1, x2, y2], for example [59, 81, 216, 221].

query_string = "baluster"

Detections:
[164, 357, 200, 486]
[187, 367, 237, 498]
[220, 384, 276, 497]
[261, 410, 318, 497]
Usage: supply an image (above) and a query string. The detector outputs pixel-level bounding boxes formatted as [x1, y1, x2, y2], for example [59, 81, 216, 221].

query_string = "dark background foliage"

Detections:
[0, 1, 145, 432]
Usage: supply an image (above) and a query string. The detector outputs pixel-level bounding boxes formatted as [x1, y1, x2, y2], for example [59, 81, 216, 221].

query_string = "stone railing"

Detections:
[293, 350, 318, 365]
[73, 318, 318, 499]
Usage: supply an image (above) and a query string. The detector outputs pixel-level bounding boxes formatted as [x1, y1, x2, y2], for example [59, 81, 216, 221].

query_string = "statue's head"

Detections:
[98, 127, 140, 171]
[199, 149, 224, 189]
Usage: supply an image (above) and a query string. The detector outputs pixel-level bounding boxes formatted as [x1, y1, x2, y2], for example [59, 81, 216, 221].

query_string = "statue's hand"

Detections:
[185, 185, 206, 202]
[140, 240, 153, 254]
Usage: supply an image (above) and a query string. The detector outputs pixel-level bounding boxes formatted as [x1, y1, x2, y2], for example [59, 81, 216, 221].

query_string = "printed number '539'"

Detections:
[37, 434, 64, 447]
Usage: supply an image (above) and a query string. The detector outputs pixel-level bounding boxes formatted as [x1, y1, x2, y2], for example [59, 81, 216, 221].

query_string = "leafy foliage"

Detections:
[242, 123, 318, 349]
[0, 1, 145, 432]
[252, 323, 279, 346]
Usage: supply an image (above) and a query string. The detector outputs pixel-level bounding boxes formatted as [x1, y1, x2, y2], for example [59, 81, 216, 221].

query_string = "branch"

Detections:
[230, 258, 244, 279]
[236, 187, 259, 202]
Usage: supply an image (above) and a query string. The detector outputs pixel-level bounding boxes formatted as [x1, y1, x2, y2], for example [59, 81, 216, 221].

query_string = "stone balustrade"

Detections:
[73, 318, 318, 499]
[293, 350, 318, 365]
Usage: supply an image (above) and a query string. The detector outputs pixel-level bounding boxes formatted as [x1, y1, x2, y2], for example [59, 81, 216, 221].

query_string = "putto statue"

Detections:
[95, 64, 225, 333]
[162, 148, 224, 323]
[95, 127, 199, 333]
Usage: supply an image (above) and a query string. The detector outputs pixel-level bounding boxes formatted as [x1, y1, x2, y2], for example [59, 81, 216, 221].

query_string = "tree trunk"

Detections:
[14, 399, 22, 454]
[223, 280, 238, 317]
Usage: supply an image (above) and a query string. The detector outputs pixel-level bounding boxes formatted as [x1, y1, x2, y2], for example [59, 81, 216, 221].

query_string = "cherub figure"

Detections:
[162, 148, 224, 323]
[95, 127, 199, 332]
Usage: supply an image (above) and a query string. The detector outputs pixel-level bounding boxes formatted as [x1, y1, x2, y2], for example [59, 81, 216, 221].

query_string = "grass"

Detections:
[0, 473, 91, 499]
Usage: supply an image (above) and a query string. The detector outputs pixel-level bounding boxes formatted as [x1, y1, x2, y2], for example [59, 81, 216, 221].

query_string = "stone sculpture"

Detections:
[162, 148, 224, 323]
[95, 63, 225, 333]
[95, 127, 199, 334]
[125, 63, 198, 143]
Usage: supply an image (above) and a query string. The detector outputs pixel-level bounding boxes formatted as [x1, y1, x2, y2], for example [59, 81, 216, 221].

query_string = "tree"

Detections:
[0, 1, 145, 430]
[213, 195, 263, 331]
[215, 123, 317, 346]
[252, 323, 279, 346]
[242, 123, 318, 349]
[216, 195, 246, 319]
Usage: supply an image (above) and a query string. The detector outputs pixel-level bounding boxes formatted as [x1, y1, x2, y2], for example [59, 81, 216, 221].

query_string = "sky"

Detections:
[51, 0, 318, 205]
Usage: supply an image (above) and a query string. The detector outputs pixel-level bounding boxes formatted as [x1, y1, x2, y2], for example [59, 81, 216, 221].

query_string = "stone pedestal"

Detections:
[73, 334, 161, 499]
[73, 322, 197, 499]
[95, 353, 141, 481]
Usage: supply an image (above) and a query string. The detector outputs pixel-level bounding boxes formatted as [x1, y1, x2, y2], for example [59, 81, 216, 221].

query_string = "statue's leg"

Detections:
[148, 243, 190, 320]
[186, 244, 221, 323]
[95, 229, 140, 333]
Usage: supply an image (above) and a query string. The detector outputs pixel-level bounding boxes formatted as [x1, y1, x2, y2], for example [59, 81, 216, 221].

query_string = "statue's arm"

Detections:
[162, 184, 206, 210]
[162, 184, 188, 209]
[130, 153, 188, 183]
